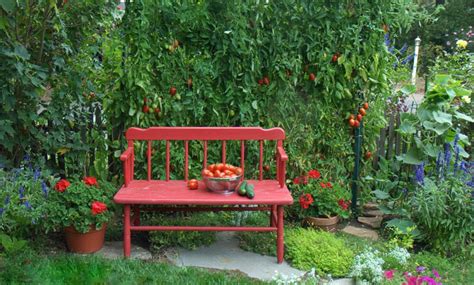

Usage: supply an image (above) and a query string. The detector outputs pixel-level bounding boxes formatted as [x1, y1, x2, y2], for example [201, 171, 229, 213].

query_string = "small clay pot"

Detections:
[304, 216, 340, 232]
[64, 224, 107, 253]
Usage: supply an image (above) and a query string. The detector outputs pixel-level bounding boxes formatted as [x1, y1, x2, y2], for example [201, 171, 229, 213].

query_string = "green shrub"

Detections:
[286, 228, 354, 277]
[148, 212, 227, 251]
[239, 232, 277, 257]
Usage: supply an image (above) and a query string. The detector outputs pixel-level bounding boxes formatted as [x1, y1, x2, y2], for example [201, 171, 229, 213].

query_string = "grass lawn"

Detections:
[0, 253, 265, 285]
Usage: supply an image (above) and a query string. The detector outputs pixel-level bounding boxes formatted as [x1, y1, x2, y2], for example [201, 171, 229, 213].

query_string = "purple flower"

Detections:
[415, 163, 425, 185]
[33, 168, 41, 181]
[41, 181, 48, 198]
[0, 208, 3, 216]
[4, 195, 10, 205]
[432, 269, 440, 278]
[399, 43, 408, 54]
[23, 200, 32, 210]
[454, 146, 460, 174]
[19, 186, 25, 199]
[444, 143, 451, 169]
[402, 54, 414, 65]
[416, 266, 426, 273]
[384, 33, 391, 47]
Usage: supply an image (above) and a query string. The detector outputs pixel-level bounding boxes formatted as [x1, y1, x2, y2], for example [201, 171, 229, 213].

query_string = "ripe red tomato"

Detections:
[234, 167, 243, 175]
[357, 114, 362, 122]
[365, 151, 372, 160]
[309, 73, 316, 81]
[216, 163, 225, 171]
[154, 108, 160, 114]
[349, 119, 356, 127]
[359, 108, 366, 116]
[349, 114, 355, 120]
[258, 79, 264, 85]
[169, 87, 177, 96]
[354, 120, 360, 128]
[187, 179, 199, 190]
[363, 102, 369, 110]
[263, 165, 270, 172]
[207, 164, 216, 172]
[224, 170, 233, 176]
[142, 105, 150, 113]
[263, 76, 270, 85]
[332, 54, 339, 62]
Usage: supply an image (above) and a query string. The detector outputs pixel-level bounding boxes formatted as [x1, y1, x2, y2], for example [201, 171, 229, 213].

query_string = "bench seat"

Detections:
[114, 180, 293, 205]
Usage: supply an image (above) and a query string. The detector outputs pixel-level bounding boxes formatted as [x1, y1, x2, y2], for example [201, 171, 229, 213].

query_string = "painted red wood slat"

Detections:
[259, 140, 263, 181]
[130, 225, 277, 232]
[114, 180, 293, 205]
[222, 141, 226, 164]
[275, 143, 280, 183]
[184, 140, 189, 181]
[123, 205, 131, 257]
[126, 127, 285, 141]
[140, 206, 271, 212]
[240, 140, 245, 177]
[128, 140, 135, 182]
[203, 141, 208, 169]
[147, 141, 152, 181]
[277, 205, 284, 263]
[166, 140, 170, 181]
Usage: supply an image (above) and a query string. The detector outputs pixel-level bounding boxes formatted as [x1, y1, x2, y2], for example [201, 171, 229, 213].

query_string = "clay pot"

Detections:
[304, 216, 339, 232]
[64, 224, 107, 253]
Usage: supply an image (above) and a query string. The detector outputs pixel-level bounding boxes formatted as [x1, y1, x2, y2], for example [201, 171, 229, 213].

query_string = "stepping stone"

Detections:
[168, 232, 304, 281]
[363, 209, 384, 217]
[96, 241, 153, 260]
[341, 225, 379, 241]
[358, 216, 383, 229]
[363, 202, 379, 210]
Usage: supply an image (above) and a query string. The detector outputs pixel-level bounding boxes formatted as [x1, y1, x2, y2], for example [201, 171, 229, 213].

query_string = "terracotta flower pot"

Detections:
[304, 216, 339, 232]
[64, 224, 107, 253]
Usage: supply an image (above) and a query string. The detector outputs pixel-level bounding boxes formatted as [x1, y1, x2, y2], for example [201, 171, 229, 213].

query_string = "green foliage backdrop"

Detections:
[106, 0, 418, 179]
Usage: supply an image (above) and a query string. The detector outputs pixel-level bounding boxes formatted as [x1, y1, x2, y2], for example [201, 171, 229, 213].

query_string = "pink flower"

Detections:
[384, 270, 395, 280]
[320, 182, 327, 188]
[293, 177, 300, 185]
[83, 176, 98, 186]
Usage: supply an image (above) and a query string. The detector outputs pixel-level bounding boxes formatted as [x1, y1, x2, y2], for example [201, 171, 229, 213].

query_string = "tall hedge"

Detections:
[105, 0, 419, 179]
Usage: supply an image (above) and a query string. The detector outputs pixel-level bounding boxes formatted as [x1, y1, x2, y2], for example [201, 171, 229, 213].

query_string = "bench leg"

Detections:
[123, 204, 131, 258]
[133, 206, 140, 226]
[277, 205, 284, 264]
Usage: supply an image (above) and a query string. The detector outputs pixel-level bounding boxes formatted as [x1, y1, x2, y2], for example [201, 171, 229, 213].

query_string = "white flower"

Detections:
[462, 95, 471, 103]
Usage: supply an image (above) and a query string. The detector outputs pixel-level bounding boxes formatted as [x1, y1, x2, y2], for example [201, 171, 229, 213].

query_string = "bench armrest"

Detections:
[277, 146, 288, 162]
[120, 147, 134, 187]
[120, 147, 134, 161]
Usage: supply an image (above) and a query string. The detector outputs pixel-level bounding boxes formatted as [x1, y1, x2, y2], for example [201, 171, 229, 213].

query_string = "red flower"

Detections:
[338, 199, 349, 210]
[293, 177, 300, 185]
[320, 182, 327, 188]
[299, 194, 314, 209]
[54, 179, 70, 192]
[308, 169, 321, 179]
[91, 201, 107, 215]
[326, 182, 333, 188]
[301, 175, 309, 185]
[83, 176, 98, 186]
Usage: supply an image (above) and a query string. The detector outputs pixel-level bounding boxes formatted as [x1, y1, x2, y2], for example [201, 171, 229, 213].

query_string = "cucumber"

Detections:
[238, 181, 247, 196]
[246, 183, 255, 199]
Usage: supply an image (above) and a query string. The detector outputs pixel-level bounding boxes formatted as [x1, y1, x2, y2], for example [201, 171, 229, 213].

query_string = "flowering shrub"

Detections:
[292, 170, 350, 218]
[383, 267, 443, 285]
[0, 161, 52, 238]
[43, 177, 116, 233]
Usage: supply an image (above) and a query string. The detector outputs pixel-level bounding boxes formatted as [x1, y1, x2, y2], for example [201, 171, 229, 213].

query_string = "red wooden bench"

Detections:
[113, 127, 293, 263]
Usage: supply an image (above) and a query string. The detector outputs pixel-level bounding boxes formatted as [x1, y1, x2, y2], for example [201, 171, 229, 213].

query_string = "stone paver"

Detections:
[363, 209, 384, 217]
[341, 225, 379, 241]
[96, 241, 153, 260]
[168, 232, 304, 281]
[357, 216, 383, 229]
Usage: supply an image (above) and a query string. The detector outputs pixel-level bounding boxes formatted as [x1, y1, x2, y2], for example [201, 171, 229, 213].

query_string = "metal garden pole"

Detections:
[411, 37, 421, 85]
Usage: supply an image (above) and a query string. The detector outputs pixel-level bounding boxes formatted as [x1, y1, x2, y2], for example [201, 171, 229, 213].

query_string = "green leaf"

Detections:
[423, 121, 451, 135]
[251, 100, 258, 110]
[386, 219, 420, 236]
[423, 143, 441, 158]
[454, 111, 474, 122]
[372, 189, 390, 200]
[14, 44, 30, 60]
[400, 147, 423, 165]
[398, 121, 416, 134]
[0, 0, 16, 13]
[432, 111, 452, 124]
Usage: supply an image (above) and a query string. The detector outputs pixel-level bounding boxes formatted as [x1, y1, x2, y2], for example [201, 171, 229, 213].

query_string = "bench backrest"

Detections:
[124, 127, 286, 185]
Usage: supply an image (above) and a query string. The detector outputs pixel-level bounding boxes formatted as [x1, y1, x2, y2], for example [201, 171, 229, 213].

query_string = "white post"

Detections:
[411, 37, 421, 85]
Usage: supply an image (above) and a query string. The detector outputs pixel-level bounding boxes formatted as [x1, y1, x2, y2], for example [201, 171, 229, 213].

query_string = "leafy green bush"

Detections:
[286, 228, 354, 276]
[148, 213, 227, 251]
